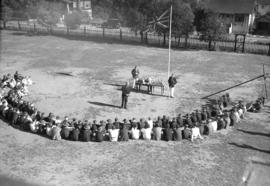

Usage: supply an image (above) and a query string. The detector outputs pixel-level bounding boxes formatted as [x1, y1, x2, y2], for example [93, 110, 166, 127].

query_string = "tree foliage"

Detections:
[37, 1, 63, 26]
[200, 12, 226, 40]
[172, 0, 194, 36]
[65, 11, 82, 29]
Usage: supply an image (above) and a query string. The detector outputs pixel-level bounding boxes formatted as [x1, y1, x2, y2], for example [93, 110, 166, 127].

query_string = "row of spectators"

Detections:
[0, 72, 265, 142]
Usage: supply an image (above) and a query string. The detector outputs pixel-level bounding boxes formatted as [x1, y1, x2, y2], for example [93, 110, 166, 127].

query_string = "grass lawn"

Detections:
[0, 30, 270, 186]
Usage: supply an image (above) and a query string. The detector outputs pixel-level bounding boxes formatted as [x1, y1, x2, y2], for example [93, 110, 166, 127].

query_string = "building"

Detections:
[255, 0, 270, 16]
[207, 0, 256, 34]
[254, 12, 270, 35]
[66, 0, 92, 19]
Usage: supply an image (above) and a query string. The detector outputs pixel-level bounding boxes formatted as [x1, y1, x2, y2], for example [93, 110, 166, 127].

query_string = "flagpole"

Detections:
[168, 2, 173, 78]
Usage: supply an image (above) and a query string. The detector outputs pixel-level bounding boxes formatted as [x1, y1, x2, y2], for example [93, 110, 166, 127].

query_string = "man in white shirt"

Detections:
[147, 117, 153, 130]
[141, 123, 152, 140]
[109, 126, 119, 142]
[131, 126, 140, 140]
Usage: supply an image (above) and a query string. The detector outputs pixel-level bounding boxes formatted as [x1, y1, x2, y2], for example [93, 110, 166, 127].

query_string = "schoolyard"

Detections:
[0, 30, 270, 186]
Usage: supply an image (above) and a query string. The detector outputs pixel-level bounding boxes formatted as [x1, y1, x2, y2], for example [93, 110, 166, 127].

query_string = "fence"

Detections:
[1, 21, 270, 56]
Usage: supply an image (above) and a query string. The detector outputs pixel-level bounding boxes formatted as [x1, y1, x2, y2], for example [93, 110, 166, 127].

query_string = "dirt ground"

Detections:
[0, 30, 270, 186]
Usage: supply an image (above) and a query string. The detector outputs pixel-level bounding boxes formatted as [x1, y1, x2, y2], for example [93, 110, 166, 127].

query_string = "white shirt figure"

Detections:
[142, 127, 152, 140]
[131, 127, 140, 140]
[109, 129, 119, 142]
[147, 117, 153, 130]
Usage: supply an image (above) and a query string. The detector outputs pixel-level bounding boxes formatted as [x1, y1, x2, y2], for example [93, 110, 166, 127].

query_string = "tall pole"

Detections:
[168, 3, 173, 78]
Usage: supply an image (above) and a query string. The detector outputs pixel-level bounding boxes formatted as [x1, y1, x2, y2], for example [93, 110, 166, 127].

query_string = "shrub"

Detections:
[65, 11, 82, 29]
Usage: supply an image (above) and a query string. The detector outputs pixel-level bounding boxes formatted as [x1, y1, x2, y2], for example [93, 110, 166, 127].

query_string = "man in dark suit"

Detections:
[121, 82, 131, 109]
[168, 73, 177, 98]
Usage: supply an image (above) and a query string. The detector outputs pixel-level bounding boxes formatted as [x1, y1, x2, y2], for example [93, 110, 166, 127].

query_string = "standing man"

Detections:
[131, 66, 140, 89]
[168, 73, 177, 98]
[121, 82, 131, 109]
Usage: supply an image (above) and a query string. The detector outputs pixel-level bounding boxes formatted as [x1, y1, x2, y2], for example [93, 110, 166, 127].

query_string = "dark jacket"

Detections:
[122, 85, 131, 97]
[163, 128, 173, 141]
[168, 76, 177, 88]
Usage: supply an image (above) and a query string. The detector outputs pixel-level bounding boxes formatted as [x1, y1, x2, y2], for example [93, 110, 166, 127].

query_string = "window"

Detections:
[235, 14, 245, 22]
[85, 1, 91, 8]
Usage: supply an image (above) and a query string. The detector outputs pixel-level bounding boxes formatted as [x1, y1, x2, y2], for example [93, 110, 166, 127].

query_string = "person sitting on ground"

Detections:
[195, 110, 202, 125]
[119, 119, 129, 141]
[153, 120, 162, 141]
[225, 93, 231, 105]
[147, 117, 154, 130]
[113, 118, 120, 129]
[222, 95, 228, 108]
[247, 99, 262, 113]
[183, 124, 191, 140]
[190, 112, 197, 126]
[163, 123, 173, 141]
[51, 124, 62, 140]
[191, 125, 203, 142]
[108, 125, 119, 142]
[185, 114, 193, 127]
[217, 116, 225, 130]
[82, 123, 91, 142]
[72, 126, 80, 141]
[141, 123, 152, 140]
[61, 120, 72, 140]
[11, 108, 20, 126]
[106, 119, 113, 132]
[138, 118, 145, 131]
[95, 125, 104, 142]
[173, 122, 182, 141]
[130, 122, 140, 140]
[223, 112, 231, 129]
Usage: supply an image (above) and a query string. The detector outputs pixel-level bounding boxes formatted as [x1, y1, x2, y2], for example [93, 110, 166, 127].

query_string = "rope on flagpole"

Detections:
[168, 3, 173, 78]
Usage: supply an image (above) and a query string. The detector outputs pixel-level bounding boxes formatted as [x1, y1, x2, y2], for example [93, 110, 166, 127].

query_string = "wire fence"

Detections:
[1, 21, 270, 56]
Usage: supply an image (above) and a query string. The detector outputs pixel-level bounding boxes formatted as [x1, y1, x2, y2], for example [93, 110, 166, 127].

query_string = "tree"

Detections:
[200, 12, 227, 50]
[0, 6, 13, 28]
[65, 11, 82, 29]
[37, 1, 62, 27]
[172, 0, 195, 47]
[126, 8, 146, 34]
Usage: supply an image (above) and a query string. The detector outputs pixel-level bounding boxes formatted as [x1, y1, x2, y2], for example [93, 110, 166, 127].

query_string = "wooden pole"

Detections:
[263, 64, 268, 99]
[268, 43, 270, 56]
[168, 3, 172, 78]
[242, 34, 246, 53]
[201, 74, 264, 99]
[234, 34, 237, 52]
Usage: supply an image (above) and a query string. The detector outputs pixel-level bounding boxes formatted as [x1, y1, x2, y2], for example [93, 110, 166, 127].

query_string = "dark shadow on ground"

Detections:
[0, 174, 43, 186]
[11, 32, 28, 36]
[103, 83, 123, 87]
[228, 142, 270, 154]
[55, 72, 74, 77]
[237, 129, 270, 137]
[115, 87, 169, 98]
[88, 101, 120, 108]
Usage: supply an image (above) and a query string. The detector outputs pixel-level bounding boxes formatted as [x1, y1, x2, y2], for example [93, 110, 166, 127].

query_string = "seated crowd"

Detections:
[0, 72, 265, 142]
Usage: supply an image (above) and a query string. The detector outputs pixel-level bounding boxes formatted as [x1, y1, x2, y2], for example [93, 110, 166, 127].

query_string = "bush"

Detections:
[80, 11, 91, 24]
[65, 11, 82, 29]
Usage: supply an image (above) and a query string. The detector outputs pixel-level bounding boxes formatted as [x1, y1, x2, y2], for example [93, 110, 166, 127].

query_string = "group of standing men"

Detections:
[121, 66, 177, 109]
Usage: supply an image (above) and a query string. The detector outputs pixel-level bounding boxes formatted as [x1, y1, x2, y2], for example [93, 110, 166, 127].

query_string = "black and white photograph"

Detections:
[0, 0, 270, 185]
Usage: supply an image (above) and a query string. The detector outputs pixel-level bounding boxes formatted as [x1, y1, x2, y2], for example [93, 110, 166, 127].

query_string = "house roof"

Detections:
[208, 0, 255, 14]
[256, 12, 270, 22]
[257, 0, 270, 5]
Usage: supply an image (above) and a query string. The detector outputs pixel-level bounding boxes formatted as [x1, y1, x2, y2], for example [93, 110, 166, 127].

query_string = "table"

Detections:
[136, 82, 164, 95]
